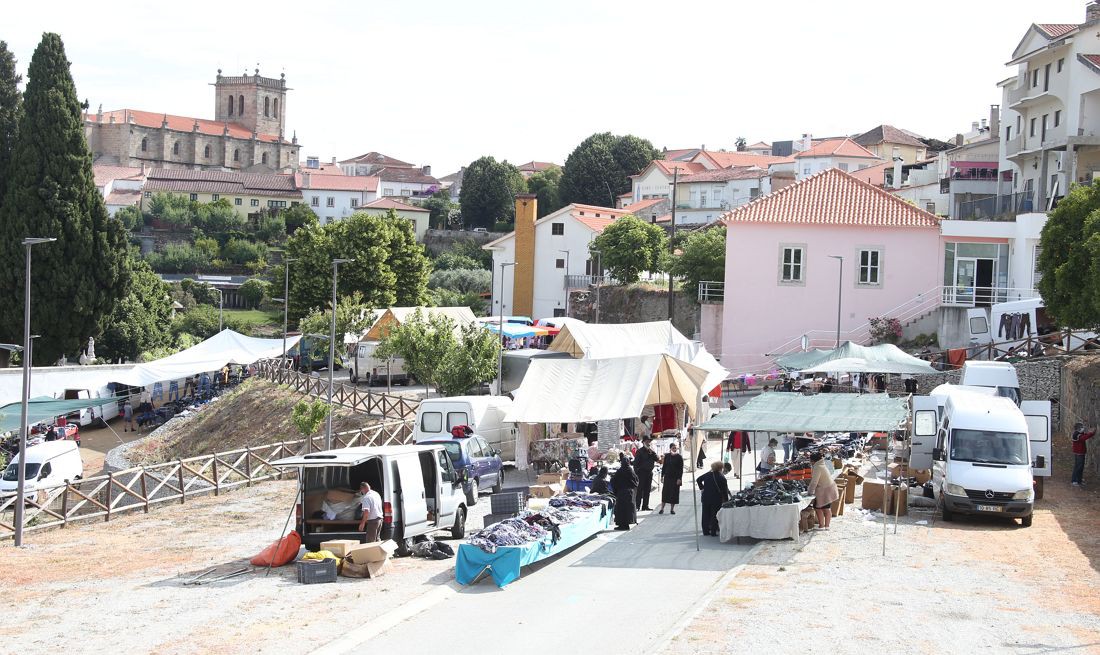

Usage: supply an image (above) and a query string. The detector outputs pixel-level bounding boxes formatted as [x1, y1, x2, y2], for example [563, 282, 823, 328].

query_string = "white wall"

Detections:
[378, 179, 436, 198]
[796, 156, 881, 180]
[632, 167, 672, 203]
[305, 189, 364, 224]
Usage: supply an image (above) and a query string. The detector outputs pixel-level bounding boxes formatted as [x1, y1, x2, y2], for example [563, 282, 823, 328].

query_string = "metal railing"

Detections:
[564, 274, 612, 290]
[698, 280, 724, 303]
[254, 359, 420, 419]
[955, 190, 1034, 220]
[941, 285, 1040, 307]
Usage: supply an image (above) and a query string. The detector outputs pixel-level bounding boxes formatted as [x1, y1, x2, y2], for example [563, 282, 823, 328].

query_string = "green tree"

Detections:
[222, 238, 267, 266]
[115, 205, 143, 231]
[560, 132, 659, 206]
[459, 156, 526, 229]
[254, 211, 286, 244]
[1037, 180, 1100, 327]
[147, 192, 193, 228]
[145, 243, 212, 273]
[447, 238, 492, 269]
[282, 203, 319, 235]
[190, 281, 221, 306]
[432, 251, 481, 271]
[0, 33, 130, 363]
[375, 309, 456, 393]
[434, 321, 500, 395]
[238, 278, 269, 309]
[0, 40, 22, 204]
[298, 290, 373, 340]
[194, 199, 245, 234]
[172, 304, 252, 339]
[418, 188, 460, 229]
[735, 137, 747, 151]
[292, 397, 331, 439]
[428, 287, 487, 316]
[429, 268, 492, 295]
[670, 226, 725, 302]
[99, 259, 173, 361]
[590, 214, 667, 284]
[526, 165, 564, 218]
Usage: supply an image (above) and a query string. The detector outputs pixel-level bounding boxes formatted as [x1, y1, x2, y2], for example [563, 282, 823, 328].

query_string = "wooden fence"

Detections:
[0, 419, 413, 542]
[254, 359, 420, 420]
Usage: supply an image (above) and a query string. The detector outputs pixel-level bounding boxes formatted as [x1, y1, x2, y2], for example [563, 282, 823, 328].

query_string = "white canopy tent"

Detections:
[110, 329, 300, 387]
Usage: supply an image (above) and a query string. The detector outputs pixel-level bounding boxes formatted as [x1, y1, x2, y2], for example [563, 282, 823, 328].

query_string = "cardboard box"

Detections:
[862, 479, 886, 510]
[536, 473, 564, 485]
[325, 488, 358, 504]
[340, 555, 390, 579]
[320, 539, 361, 558]
[886, 485, 908, 516]
[344, 540, 397, 563]
[910, 469, 932, 485]
[528, 483, 561, 499]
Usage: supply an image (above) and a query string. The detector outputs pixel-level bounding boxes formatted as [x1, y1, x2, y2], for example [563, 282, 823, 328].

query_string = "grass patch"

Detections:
[223, 308, 282, 325]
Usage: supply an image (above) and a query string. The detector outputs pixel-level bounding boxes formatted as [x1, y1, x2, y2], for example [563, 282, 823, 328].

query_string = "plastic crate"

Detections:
[296, 558, 337, 585]
[489, 491, 525, 514]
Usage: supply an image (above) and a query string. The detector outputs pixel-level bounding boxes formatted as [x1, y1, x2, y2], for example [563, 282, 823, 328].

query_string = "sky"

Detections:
[4, 0, 1090, 175]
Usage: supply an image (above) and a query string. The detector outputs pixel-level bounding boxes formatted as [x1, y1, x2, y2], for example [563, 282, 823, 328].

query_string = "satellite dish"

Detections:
[800, 334, 809, 351]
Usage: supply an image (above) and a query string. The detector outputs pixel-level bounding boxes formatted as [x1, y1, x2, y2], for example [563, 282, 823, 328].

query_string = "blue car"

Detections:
[423, 435, 503, 505]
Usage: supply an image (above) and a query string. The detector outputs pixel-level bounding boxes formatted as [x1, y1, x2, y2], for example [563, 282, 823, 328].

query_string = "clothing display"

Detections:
[467, 518, 549, 554]
[722, 479, 808, 508]
[998, 312, 1032, 341]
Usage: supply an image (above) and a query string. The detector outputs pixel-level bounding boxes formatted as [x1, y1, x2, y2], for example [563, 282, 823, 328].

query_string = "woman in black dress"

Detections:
[697, 461, 731, 536]
[611, 453, 638, 531]
[657, 443, 684, 514]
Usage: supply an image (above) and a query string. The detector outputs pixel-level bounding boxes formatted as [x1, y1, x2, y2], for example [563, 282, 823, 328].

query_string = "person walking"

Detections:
[726, 430, 752, 479]
[633, 437, 658, 511]
[657, 443, 684, 515]
[697, 461, 731, 536]
[612, 454, 638, 531]
[807, 452, 840, 529]
[1071, 422, 1096, 486]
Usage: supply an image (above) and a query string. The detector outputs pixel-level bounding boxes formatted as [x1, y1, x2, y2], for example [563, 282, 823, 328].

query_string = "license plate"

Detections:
[976, 504, 1003, 512]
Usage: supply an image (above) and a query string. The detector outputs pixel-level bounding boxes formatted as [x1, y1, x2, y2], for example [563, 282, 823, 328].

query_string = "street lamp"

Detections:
[497, 261, 516, 395]
[281, 257, 297, 364]
[828, 255, 844, 348]
[213, 287, 224, 332]
[668, 166, 681, 323]
[325, 258, 352, 449]
[14, 236, 55, 547]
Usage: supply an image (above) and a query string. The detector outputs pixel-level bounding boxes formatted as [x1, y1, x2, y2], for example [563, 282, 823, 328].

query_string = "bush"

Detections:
[868, 317, 903, 343]
[254, 212, 287, 244]
[194, 199, 246, 234]
[222, 238, 267, 266]
[432, 252, 482, 271]
[448, 238, 493, 269]
[428, 268, 491, 295]
[172, 305, 254, 339]
[239, 278, 269, 308]
[145, 244, 212, 273]
[283, 204, 319, 235]
[115, 205, 142, 231]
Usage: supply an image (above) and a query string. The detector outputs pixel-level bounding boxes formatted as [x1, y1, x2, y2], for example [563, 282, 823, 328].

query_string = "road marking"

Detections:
[311, 582, 459, 655]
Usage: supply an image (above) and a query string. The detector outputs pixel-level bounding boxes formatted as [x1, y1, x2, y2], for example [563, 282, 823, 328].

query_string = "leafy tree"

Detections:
[590, 214, 667, 284]
[375, 309, 455, 393]
[1037, 180, 1100, 327]
[298, 290, 373, 340]
[99, 259, 173, 361]
[432, 251, 481, 271]
[447, 238, 492, 270]
[434, 321, 500, 395]
[670, 226, 725, 302]
[222, 238, 267, 266]
[238, 278, 269, 309]
[429, 268, 492, 295]
[194, 199, 245, 234]
[115, 205, 143, 231]
[147, 192, 193, 228]
[190, 281, 221, 306]
[139, 332, 199, 362]
[459, 156, 526, 229]
[526, 165, 564, 218]
[560, 132, 659, 206]
[418, 188, 460, 229]
[0, 33, 130, 363]
[0, 40, 22, 204]
[429, 287, 487, 316]
[282, 203, 319, 235]
[171, 304, 252, 339]
[254, 211, 286, 244]
[145, 243, 212, 273]
[292, 397, 331, 439]
[735, 137, 747, 151]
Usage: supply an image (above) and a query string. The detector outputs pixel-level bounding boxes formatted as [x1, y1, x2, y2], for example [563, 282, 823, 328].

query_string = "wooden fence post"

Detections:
[178, 459, 186, 504]
[245, 447, 253, 487]
[105, 472, 114, 522]
[212, 458, 220, 496]
[60, 485, 70, 528]
[140, 471, 149, 513]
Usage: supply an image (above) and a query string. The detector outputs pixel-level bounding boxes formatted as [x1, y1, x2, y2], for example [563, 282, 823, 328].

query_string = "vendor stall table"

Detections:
[717, 496, 815, 542]
[455, 503, 611, 588]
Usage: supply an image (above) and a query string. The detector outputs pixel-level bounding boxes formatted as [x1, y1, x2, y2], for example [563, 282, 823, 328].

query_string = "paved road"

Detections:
[317, 478, 757, 655]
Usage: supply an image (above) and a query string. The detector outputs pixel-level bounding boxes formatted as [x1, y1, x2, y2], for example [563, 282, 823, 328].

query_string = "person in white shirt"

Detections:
[357, 481, 384, 542]
[637, 415, 652, 440]
[757, 438, 778, 475]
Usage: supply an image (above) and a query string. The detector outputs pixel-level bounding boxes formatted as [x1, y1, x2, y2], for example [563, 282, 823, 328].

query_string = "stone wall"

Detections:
[567, 285, 696, 337]
[421, 229, 504, 256]
[1060, 355, 1100, 479]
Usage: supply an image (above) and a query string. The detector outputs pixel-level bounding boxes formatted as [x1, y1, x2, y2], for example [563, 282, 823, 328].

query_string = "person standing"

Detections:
[357, 481, 384, 541]
[657, 444, 684, 514]
[726, 431, 751, 479]
[697, 462, 731, 536]
[807, 452, 839, 529]
[612, 454, 638, 531]
[633, 437, 658, 511]
[758, 438, 778, 475]
[1071, 423, 1096, 487]
[781, 433, 795, 462]
[591, 467, 611, 495]
[122, 399, 135, 433]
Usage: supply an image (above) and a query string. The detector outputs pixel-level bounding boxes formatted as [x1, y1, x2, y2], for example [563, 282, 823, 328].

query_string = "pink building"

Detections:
[719, 168, 942, 375]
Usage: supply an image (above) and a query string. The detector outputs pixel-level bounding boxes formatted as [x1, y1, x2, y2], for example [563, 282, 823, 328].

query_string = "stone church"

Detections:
[85, 70, 300, 173]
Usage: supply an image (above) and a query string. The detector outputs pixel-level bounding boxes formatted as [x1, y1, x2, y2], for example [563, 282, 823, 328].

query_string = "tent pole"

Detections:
[691, 428, 700, 552]
[883, 428, 889, 557]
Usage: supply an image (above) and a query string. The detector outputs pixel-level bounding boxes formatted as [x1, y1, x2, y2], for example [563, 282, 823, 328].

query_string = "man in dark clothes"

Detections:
[633, 437, 658, 511]
[697, 461, 731, 536]
[612, 453, 638, 530]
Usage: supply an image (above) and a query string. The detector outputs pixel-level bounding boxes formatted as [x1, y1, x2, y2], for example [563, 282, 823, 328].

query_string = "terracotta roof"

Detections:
[661, 148, 701, 161]
[845, 161, 892, 186]
[1036, 23, 1078, 39]
[793, 138, 881, 160]
[105, 189, 142, 206]
[85, 109, 290, 144]
[1079, 54, 1100, 73]
[853, 125, 925, 148]
[144, 169, 300, 197]
[569, 204, 631, 233]
[338, 152, 415, 167]
[516, 161, 557, 173]
[696, 151, 794, 169]
[679, 167, 767, 183]
[745, 142, 772, 151]
[296, 172, 378, 192]
[363, 198, 429, 212]
[652, 160, 706, 176]
[720, 168, 939, 228]
[374, 166, 439, 186]
[92, 165, 145, 187]
[297, 162, 345, 175]
[622, 198, 665, 213]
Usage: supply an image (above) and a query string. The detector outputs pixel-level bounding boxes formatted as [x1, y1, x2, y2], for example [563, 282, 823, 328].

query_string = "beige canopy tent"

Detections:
[362, 306, 477, 341]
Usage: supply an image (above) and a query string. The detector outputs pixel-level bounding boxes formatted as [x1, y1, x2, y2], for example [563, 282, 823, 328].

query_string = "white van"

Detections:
[271, 444, 467, 555]
[0, 440, 84, 499]
[967, 297, 1096, 351]
[351, 340, 409, 386]
[61, 387, 120, 427]
[412, 396, 518, 462]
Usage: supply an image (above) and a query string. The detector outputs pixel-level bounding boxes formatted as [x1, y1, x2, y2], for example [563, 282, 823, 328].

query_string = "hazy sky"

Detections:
[4, 0, 1088, 174]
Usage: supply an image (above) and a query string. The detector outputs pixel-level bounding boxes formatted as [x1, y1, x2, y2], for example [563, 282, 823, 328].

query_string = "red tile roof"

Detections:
[86, 109, 290, 144]
[104, 189, 142, 206]
[853, 125, 925, 148]
[845, 161, 892, 186]
[363, 198, 429, 212]
[653, 160, 706, 176]
[92, 165, 145, 187]
[745, 141, 772, 150]
[793, 137, 881, 160]
[679, 166, 767, 183]
[622, 198, 665, 213]
[661, 148, 701, 161]
[297, 162, 345, 175]
[144, 168, 300, 197]
[720, 168, 939, 228]
[695, 150, 794, 169]
[339, 152, 414, 167]
[516, 161, 557, 173]
[1036, 23, 1078, 38]
[569, 203, 631, 232]
[374, 166, 439, 185]
[296, 172, 378, 192]
[1079, 54, 1100, 73]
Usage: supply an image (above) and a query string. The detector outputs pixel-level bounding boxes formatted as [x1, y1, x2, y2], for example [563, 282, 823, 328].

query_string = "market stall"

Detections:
[775, 341, 936, 375]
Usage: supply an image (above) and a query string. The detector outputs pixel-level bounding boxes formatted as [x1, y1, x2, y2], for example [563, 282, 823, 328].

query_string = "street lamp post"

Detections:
[668, 166, 681, 323]
[14, 237, 56, 547]
[497, 261, 516, 395]
[281, 258, 297, 365]
[828, 255, 844, 347]
[214, 288, 224, 332]
[325, 258, 352, 449]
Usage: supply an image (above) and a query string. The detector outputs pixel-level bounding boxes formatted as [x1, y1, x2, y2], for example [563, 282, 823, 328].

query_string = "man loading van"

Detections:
[357, 481, 383, 542]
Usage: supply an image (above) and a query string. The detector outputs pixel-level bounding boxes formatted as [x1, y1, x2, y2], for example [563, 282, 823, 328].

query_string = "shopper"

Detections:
[807, 452, 839, 529]
[727, 430, 751, 479]
[633, 437, 658, 512]
[612, 454, 638, 530]
[357, 481, 384, 542]
[696, 436, 707, 469]
[757, 438, 778, 475]
[591, 467, 611, 495]
[1071, 422, 1096, 486]
[658, 444, 684, 514]
[697, 461, 731, 536]
[122, 399, 135, 433]
[781, 433, 795, 462]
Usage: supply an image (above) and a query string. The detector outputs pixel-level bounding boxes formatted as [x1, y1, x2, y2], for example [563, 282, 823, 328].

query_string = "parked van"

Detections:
[928, 391, 1037, 527]
[271, 444, 467, 554]
[60, 387, 120, 427]
[351, 340, 409, 386]
[967, 298, 1096, 350]
[0, 440, 84, 499]
[412, 396, 518, 462]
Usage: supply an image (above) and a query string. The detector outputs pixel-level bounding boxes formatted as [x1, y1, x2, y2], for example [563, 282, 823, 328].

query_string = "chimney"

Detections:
[512, 194, 539, 318]
[981, 118, 988, 130]
[1088, 1, 1100, 23]
[955, 133, 964, 146]
[801, 134, 812, 151]
[331, 157, 336, 165]
[422, 165, 431, 176]
[971, 121, 979, 132]
[990, 104, 1001, 140]
[892, 147, 903, 189]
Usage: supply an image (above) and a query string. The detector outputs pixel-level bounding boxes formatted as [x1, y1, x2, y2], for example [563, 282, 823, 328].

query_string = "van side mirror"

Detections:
[932, 448, 944, 461]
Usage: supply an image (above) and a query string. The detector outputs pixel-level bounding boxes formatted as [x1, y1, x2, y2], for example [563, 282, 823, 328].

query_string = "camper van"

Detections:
[350, 340, 409, 386]
[271, 444, 467, 554]
[0, 440, 84, 499]
[412, 396, 518, 462]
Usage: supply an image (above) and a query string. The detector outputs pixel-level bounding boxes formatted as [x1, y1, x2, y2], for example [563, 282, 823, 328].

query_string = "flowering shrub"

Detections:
[868, 317, 903, 343]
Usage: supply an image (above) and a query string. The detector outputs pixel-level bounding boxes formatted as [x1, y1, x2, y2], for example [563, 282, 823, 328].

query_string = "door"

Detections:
[967, 309, 991, 345]
[394, 455, 429, 535]
[975, 259, 995, 307]
[910, 396, 939, 469]
[469, 438, 488, 489]
[954, 257, 978, 306]
[1021, 400, 1052, 477]
[434, 449, 457, 522]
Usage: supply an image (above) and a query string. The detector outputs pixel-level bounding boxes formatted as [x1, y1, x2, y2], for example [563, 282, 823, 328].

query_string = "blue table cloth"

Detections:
[455, 504, 611, 588]
[565, 479, 593, 493]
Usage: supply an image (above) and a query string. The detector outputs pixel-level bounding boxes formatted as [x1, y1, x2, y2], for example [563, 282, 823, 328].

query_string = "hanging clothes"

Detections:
[947, 348, 968, 369]
[651, 404, 676, 433]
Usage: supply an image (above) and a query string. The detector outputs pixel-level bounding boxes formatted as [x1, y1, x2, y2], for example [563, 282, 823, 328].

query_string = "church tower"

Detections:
[213, 68, 288, 137]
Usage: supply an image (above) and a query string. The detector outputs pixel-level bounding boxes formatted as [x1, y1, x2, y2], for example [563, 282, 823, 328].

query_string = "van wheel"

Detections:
[95, 417, 107, 429]
[450, 506, 467, 539]
[1020, 514, 1033, 528]
[394, 536, 414, 557]
[492, 471, 504, 494]
[466, 481, 479, 506]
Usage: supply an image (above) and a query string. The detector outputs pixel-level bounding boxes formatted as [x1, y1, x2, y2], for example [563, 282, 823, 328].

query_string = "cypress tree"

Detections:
[0, 40, 21, 204]
[0, 33, 130, 363]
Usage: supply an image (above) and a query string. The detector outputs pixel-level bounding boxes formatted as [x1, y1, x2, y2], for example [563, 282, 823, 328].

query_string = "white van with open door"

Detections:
[271, 444, 467, 555]
[351, 340, 410, 386]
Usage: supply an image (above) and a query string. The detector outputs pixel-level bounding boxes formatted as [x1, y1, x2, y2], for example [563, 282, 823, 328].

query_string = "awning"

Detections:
[110, 329, 301, 387]
[775, 341, 935, 375]
[0, 396, 118, 432]
[696, 392, 909, 433]
[505, 354, 710, 423]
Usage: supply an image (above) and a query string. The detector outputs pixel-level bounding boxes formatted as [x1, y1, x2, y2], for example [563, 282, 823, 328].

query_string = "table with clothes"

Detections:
[455, 495, 613, 588]
[717, 496, 815, 541]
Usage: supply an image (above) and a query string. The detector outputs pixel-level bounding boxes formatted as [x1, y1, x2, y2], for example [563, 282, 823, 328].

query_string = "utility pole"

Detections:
[668, 166, 680, 323]
[281, 258, 297, 364]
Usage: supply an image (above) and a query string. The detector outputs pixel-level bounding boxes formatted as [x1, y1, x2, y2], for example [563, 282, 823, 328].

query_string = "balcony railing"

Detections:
[941, 285, 1040, 308]
[564, 274, 612, 289]
[698, 280, 724, 303]
[955, 191, 1034, 220]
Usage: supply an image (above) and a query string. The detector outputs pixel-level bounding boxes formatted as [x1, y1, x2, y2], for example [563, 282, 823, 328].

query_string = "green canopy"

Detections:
[0, 396, 119, 433]
[696, 392, 908, 432]
[775, 341, 935, 375]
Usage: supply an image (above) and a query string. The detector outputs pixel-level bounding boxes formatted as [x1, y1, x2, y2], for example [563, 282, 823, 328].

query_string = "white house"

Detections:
[629, 159, 705, 203]
[338, 151, 441, 199]
[295, 171, 378, 224]
[93, 165, 145, 216]
[673, 167, 772, 225]
[793, 137, 882, 179]
[360, 198, 431, 241]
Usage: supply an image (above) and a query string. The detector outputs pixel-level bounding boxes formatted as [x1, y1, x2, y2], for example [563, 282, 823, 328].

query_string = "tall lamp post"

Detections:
[496, 261, 516, 395]
[589, 250, 602, 324]
[15, 236, 56, 547]
[213, 288, 224, 332]
[325, 258, 352, 449]
[668, 166, 681, 323]
[280, 257, 297, 364]
[828, 255, 844, 347]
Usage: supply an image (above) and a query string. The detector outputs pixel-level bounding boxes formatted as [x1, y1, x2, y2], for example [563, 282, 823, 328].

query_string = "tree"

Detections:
[292, 398, 331, 439]
[670, 226, 726, 302]
[735, 137, 747, 151]
[418, 188, 459, 229]
[253, 211, 286, 244]
[115, 205, 143, 231]
[560, 132, 659, 206]
[432, 251, 481, 271]
[447, 238, 492, 269]
[172, 304, 252, 339]
[298, 290, 373, 340]
[526, 165, 564, 218]
[282, 203, 318, 235]
[590, 214, 667, 284]
[375, 309, 499, 395]
[429, 268, 492, 295]
[194, 199, 245, 234]
[429, 288, 487, 316]
[0, 41, 22, 205]
[459, 156, 526, 229]
[238, 278, 269, 309]
[0, 33, 130, 363]
[221, 238, 267, 266]
[1036, 180, 1100, 327]
[99, 259, 173, 361]
[434, 321, 500, 396]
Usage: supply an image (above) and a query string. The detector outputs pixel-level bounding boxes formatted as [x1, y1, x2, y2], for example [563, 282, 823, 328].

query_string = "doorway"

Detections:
[975, 259, 995, 306]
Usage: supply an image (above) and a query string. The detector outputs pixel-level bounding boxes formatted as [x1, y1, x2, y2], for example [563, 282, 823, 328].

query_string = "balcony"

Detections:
[954, 191, 1034, 221]
[564, 274, 612, 290]
[941, 285, 1039, 308]
[698, 280, 724, 303]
